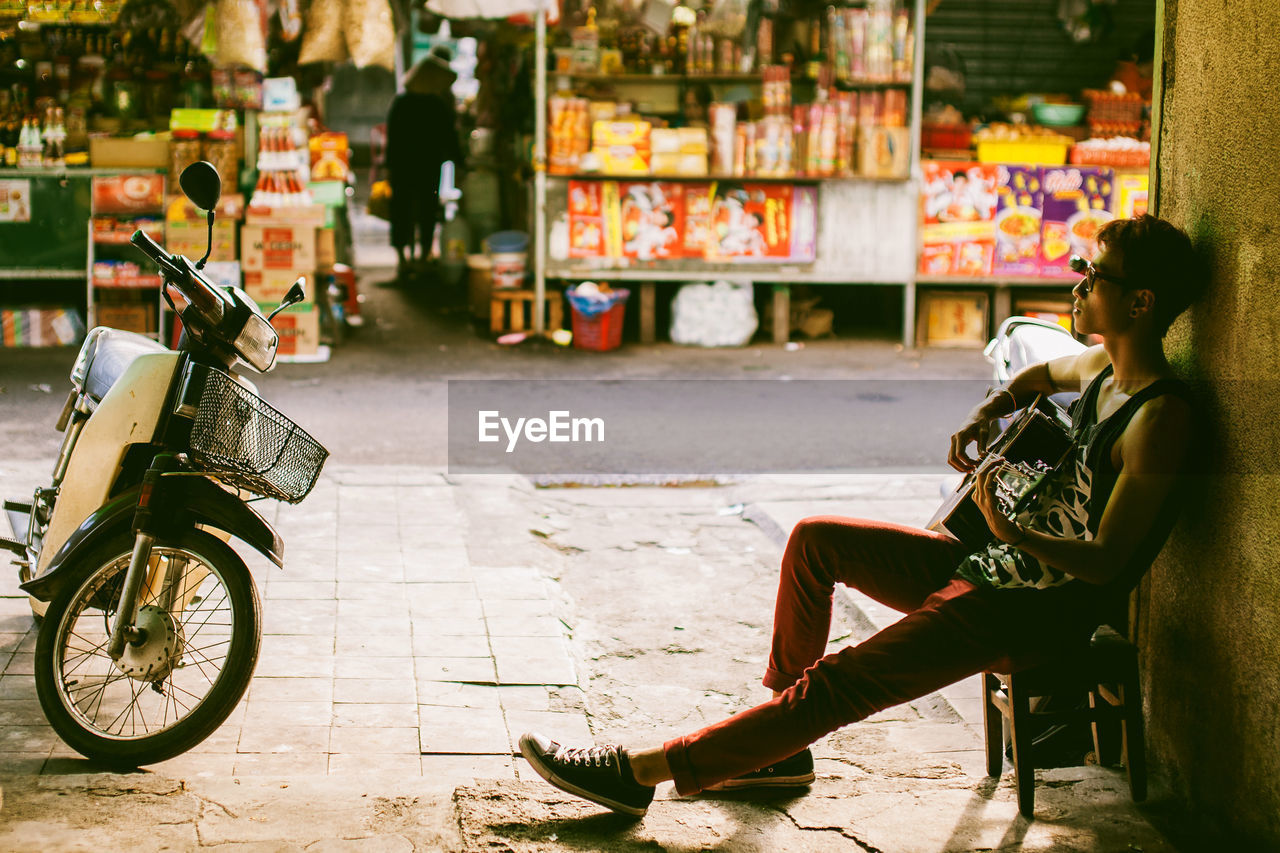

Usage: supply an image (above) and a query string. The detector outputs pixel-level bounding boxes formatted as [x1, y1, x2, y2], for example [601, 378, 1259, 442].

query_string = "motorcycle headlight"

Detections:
[69, 327, 108, 390]
[234, 313, 278, 372]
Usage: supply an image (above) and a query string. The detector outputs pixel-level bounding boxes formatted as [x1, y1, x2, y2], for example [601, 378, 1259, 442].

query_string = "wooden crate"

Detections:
[490, 289, 564, 335]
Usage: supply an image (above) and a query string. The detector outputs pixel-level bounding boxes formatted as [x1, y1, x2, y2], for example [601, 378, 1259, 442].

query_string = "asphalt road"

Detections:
[0, 271, 993, 473]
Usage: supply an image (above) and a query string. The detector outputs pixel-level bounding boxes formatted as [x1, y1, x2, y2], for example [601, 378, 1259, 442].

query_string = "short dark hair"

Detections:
[1097, 214, 1207, 336]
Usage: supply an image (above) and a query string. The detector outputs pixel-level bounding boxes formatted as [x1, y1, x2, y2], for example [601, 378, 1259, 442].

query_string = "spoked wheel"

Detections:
[34, 529, 260, 767]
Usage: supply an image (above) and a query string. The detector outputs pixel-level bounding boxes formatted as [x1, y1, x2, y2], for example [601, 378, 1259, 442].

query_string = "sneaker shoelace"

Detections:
[554, 744, 620, 769]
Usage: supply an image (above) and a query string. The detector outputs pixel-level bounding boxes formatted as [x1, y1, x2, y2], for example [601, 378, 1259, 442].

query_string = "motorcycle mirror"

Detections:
[180, 162, 221, 270]
[267, 278, 307, 321]
[179, 161, 221, 212]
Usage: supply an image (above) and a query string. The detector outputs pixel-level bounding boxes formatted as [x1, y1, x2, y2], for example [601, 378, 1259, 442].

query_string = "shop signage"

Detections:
[568, 179, 817, 264]
[0, 180, 32, 223]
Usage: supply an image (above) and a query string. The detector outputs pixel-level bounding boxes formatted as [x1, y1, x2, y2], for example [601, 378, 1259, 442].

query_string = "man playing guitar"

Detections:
[517, 215, 1206, 816]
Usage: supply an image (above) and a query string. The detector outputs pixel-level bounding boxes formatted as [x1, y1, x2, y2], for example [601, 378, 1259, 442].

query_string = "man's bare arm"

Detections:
[995, 394, 1193, 584]
[948, 344, 1109, 471]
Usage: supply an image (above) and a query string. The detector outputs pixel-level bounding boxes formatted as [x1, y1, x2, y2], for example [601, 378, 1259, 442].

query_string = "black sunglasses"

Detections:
[1069, 255, 1128, 293]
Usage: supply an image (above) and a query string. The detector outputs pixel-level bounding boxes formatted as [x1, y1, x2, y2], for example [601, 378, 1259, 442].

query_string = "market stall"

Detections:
[0, 0, 370, 357]
[907, 0, 1156, 347]
[534, 0, 926, 343]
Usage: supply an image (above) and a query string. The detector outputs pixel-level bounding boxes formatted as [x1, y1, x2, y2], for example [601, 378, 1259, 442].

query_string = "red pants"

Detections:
[663, 516, 1101, 795]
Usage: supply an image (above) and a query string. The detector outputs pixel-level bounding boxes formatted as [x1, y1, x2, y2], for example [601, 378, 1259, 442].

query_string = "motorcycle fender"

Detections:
[20, 479, 284, 603]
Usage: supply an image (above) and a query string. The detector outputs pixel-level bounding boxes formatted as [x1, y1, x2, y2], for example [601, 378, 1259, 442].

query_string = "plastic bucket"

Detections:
[485, 230, 529, 254]
[490, 252, 526, 289]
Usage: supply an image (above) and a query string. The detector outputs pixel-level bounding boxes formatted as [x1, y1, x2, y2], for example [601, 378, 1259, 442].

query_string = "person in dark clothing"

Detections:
[516, 215, 1208, 816]
[387, 44, 464, 279]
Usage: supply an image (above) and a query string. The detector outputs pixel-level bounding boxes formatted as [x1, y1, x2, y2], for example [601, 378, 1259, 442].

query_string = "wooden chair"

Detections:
[982, 625, 1148, 818]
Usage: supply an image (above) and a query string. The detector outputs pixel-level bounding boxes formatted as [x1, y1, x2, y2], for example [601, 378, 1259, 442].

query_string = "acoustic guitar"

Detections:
[927, 395, 1075, 551]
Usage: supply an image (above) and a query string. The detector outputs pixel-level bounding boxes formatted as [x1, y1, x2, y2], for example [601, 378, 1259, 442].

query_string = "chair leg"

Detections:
[1121, 680, 1148, 802]
[982, 672, 1004, 777]
[1089, 688, 1121, 766]
[1007, 676, 1037, 818]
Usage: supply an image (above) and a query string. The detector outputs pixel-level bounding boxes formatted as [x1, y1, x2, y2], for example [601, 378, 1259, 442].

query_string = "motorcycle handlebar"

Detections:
[129, 229, 227, 323]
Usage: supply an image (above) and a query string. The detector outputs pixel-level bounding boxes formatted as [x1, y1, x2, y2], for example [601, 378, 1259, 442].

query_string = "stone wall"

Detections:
[1143, 0, 1280, 844]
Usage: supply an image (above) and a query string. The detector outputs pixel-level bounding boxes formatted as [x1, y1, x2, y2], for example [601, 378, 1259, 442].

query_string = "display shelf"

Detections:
[87, 173, 166, 339]
[91, 275, 163, 289]
[550, 172, 910, 184]
[559, 72, 912, 89]
[547, 264, 904, 285]
[916, 275, 1073, 287]
[0, 268, 85, 280]
[0, 167, 163, 178]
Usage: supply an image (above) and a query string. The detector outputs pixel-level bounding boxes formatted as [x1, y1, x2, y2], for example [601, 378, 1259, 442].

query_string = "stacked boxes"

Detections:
[650, 128, 709, 177]
[241, 206, 323, 357]
[591, 118, 651, 176]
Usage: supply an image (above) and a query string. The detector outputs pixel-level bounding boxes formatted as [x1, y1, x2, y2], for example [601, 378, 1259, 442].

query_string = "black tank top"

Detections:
[1069, 363, 1195, 592]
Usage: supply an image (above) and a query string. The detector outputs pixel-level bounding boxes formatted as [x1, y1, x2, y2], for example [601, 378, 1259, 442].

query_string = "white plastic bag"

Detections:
[702, 0, 749, 39]
[215, 0, 267, 72]
[345, 0, 397, 70]
[669, 281, 758, 347]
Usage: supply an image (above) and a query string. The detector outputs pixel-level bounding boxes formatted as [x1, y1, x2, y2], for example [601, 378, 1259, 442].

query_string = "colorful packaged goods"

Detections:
[549, 96, 591, 175]
[1039, 166, 1114, 277]
[918, 162, 1000, 277]
[568, 181, 606, 258]
[993, 165, 1043, 276]
[615, 182, 685, 261]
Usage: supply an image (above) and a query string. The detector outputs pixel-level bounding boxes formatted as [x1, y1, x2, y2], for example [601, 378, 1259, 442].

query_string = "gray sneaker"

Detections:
[703, 748, 816, 790]
[519, 732, 656, 816]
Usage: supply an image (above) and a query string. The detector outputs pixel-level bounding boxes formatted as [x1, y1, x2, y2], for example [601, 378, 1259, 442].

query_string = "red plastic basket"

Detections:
[571, 300, 627, 351]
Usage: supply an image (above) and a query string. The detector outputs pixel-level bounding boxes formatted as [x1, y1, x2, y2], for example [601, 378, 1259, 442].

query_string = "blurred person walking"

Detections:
[387, 44, 464, 281]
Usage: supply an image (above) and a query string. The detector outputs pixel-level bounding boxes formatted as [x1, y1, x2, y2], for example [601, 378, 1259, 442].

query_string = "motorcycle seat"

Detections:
[82, 328, 170, 404]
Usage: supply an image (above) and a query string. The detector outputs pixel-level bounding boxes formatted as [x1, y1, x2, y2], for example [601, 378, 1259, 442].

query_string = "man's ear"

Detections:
[1128, 290, 1155, 321]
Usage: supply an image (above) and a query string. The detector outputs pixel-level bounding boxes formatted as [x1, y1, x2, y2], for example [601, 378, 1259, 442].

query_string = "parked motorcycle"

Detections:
[1, 162, 328, 768]
[984, 315, 1088, 419]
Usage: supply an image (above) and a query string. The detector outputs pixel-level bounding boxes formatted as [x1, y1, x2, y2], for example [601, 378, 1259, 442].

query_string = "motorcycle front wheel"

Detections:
[34, 529, 261, 768]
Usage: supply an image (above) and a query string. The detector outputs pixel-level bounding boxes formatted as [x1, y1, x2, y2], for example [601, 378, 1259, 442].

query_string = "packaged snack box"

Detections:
[1040, 166, 1114, 277]
[993, 165, 1043, 276]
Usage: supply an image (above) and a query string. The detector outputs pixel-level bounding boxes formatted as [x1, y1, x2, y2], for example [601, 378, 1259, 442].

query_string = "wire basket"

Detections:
[187, 367, 328, 503]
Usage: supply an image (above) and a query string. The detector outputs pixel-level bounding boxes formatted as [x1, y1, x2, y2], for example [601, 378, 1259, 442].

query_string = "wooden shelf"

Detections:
[916, 275, 1077, 287]
[92, 275, 163, 289]
[558, 72, 913, 90]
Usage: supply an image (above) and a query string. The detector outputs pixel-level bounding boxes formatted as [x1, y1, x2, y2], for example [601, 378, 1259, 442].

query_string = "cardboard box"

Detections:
[201, 260, 241, 291]
[166, 221, 237, 263]
[89, 135, 171, 169]
[241, 224, 316, 272]
[244, 203, 327, 227]
[1039, 166, 1115, 277]
[591, 145, 651, 175]
[993, 165, 1043, 276]
[315, 227, 336, 271]
[678, 127, 709, 154]
[164, 193, 245, 222]
[257, 301, 319, 356]
[1013, 296, 1075, 334]
[244, 269, 313, 307]
[592, 119, 651, 148]
[917, 290, 989, 348]
[95, 301, 156, 335]
[859, 126, 911, 179]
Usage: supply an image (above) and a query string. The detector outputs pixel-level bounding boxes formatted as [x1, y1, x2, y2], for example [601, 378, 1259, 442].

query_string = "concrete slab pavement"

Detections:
[0, 460, 1185, 851]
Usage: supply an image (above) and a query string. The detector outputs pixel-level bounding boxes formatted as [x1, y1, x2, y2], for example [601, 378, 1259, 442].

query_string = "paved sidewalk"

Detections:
[0, 462, 584, 783]
[0, 461, 1182, 851]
